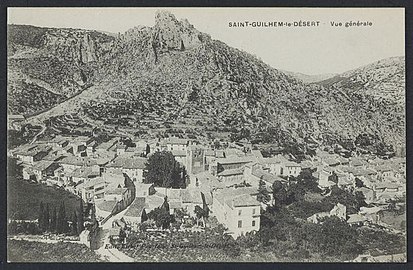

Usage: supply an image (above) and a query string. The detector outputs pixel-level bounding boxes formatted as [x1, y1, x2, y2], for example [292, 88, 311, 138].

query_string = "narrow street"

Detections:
[94, 201, 135, 262]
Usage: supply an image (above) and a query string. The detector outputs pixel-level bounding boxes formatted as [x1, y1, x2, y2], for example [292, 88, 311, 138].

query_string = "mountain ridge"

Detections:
[7, 11, 406, 149]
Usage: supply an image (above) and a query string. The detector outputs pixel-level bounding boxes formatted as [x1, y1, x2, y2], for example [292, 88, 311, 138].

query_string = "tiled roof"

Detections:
[217, 167, 244, 176]
[15, 144, 51, 157]
[59, 156, 97, 166]
[229, 194, 260, 208]
[214, 187, 258, 206]
[165, 137, 189, 145]
[375, 182, 401, 189]
[146, 194, 165, 209]
[76, 177, 107, 189]
[350, 158, 366, 167]
[323, 158, 340, 166]
[107, 156, 147, 170]
[32, 160, 54, 171]
[216, 156, 254, 165]
[360, 206, 383, 215]
[124, 197, 146, 217]
[284, 161, 301, 167]
[106, 187, 127, 195]
[68, 167, 98, 179]
[347, 214, 367, 223]
[96, 200, 117, 212]
[251, 168, 282, 184]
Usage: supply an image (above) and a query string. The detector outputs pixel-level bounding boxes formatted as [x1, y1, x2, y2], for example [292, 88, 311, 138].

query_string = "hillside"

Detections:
[318, 56, 405, 104]
[281, 70, 337, 84]
[7, 24, 115, 115]
[7, 11, 405, 147]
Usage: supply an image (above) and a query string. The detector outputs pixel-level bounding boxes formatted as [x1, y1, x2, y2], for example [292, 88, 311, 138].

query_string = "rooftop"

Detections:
[96, 200, 117, 212]
[217, 167, 244, 176]
[107, 156, 147, 170]
[228, 194, 260, 208]
[124, 197, 147, 217]
[216, 156, 255, 165]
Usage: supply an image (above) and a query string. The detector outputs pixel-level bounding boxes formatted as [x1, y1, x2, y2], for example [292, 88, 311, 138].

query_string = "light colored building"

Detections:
[164, 137, 190, 152]
[105, 156, 147, 183]
[14, 144, 51, 165]
[307, 203, 347, 224]
[282, 161, 302, 177]
[212, 188, 260, 238]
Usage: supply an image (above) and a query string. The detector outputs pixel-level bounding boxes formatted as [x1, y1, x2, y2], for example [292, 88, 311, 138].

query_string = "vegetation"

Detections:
[7, 239, 103, 262]
[144, 151, 187, 188]
[257, 179, 271, 204]
[146, 197, 173, 229]
[8, 158, 82, 221]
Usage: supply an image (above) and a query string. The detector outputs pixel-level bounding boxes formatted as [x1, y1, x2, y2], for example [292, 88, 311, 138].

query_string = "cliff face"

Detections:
[151, 11, 209, 53]
[7, 11, 406, 147]
[7, 24, 115, 114]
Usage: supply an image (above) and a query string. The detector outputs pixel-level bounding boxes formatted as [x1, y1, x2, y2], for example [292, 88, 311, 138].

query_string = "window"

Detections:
[238, 210, 242, 216]
[252, 220, 256, 227]
[238, 220, 242, 228]
[252, 208, 256, 215]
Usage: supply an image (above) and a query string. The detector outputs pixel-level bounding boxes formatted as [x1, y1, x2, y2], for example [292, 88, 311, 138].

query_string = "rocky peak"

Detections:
[151, 10, 209, 53]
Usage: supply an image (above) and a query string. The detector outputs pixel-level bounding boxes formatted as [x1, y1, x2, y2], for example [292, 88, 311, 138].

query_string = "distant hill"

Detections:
[317, 56, 405, 105]
[7, 11, 405, 147]
[281, 70, 337, 84]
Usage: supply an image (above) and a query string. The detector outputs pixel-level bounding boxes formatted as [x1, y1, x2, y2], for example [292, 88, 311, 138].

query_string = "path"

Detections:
[9, 235, 81, 245]
[94, 201, 135, 262]
[29, 125, 47, 144]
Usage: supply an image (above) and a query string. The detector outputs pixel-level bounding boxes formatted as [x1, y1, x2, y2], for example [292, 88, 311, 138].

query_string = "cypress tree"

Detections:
[71, 211, 78, 235]
[50, 207, 57, 233]
[38, 202, 45, 232]
[45, 204, 50, 232]
[56, 204, 62, 233]
[141, 208, 148, 223]
[77, 201, 85, 234]
[61, 202, 68, 233]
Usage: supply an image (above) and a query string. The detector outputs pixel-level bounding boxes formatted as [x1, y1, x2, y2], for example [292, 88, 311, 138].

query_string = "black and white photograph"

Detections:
[5, 7, 406, 263]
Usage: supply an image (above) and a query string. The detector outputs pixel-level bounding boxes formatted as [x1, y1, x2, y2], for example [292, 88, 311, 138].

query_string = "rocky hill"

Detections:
[318, 56, 405, 105]
[7, 24, 115, 115]
[281, 70, 337, 84]
[7, 11, 405, 147]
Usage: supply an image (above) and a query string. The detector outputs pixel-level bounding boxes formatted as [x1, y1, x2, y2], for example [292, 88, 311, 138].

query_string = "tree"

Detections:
[193, 192, 210, 227]
[272, 181, 288, 207]
[71, 211, 78, 236]
[50, 207, 57, 233]
[57, 202, 68, 234]
[144, 151, 187, 188]
[317, 216, 362, 258]
[141, 208, 148, 223]
[161, 196, 170, 213]
[324, 186, 364, 214]
[257, 179, 270, 204]
[147, 206, 172, 230]
[44, 204, 50, 232]
[355, 178, 364, 188]
[194, 205, 205, 227]
[38, 202, 45, 232]
[77, 200, 84, 234]
[188, 87, 199, 102]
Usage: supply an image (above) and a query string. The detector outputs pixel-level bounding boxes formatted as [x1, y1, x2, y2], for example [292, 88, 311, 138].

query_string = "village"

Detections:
[7, 125, 407, 261]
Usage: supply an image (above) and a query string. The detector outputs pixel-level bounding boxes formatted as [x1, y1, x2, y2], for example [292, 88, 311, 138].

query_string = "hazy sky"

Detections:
[8, 8, 405, 75]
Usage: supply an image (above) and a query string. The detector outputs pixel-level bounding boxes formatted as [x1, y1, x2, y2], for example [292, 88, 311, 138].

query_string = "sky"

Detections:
[8, 7, 405, 75]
